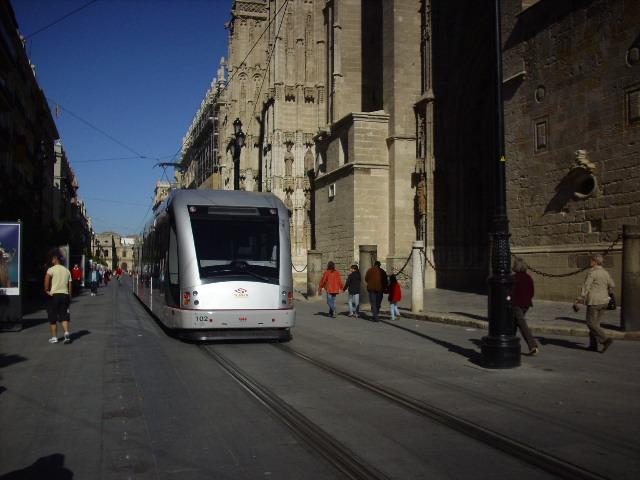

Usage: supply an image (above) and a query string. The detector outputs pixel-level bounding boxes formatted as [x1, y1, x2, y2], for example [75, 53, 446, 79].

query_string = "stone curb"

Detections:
[294, 294, 640, 341]
[398, 311, 640, 341]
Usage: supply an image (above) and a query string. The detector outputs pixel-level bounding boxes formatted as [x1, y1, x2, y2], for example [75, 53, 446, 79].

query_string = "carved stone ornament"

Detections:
[284, 144, 294, 178]
[304, 146, 314, 172]
[304, 87, 315, 103]
[570, 150, 598, 200]
[574, 150, 596, 173]
[285, 85, 296, 102]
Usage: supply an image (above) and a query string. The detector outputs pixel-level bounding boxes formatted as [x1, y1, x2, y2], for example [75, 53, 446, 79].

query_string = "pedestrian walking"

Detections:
[89, 264, 100, 296]
[365, 261, 386, 321]
[574, 254, 615, 353]
[343, 264, 361, 317]
[43, 250, 72, 344]
[71, 263, 82, 296]
[318, 261, 344, 317]
[511, 258, 539, 356]
[388, 275, 402, 320]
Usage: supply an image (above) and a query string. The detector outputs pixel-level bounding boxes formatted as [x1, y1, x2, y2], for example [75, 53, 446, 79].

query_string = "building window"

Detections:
[534, 118, 549, 153]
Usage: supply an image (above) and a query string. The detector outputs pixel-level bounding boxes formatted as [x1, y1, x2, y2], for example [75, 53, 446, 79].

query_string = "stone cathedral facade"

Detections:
[198, 0, 322, 282]
[180, 0, 640, 300]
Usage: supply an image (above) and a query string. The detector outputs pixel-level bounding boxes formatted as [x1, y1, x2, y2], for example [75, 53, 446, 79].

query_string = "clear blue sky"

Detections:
[12, 0, 230, 235]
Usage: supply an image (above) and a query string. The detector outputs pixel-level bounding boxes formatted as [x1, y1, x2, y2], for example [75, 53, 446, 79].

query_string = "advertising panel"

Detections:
[0, 222, 21, 296]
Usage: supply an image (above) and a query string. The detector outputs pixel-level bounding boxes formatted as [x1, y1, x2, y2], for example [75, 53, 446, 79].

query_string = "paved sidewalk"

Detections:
[300, 288, 640, 341]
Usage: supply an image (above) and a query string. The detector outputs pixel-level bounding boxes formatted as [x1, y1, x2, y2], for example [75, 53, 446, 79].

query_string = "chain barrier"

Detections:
[392, 246, 434, 283]
[394, 250, 413, 277]
[513, 234, 621, 279]
[307, 233, 621, 281]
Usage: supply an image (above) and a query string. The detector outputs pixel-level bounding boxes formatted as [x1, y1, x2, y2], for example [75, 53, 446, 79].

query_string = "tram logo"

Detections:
[233, 287, 248, 298]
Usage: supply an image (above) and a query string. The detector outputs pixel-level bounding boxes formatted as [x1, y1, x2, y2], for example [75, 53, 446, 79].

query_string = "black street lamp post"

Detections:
[232, 118, 245, 190]
[481, 0, 521, 368]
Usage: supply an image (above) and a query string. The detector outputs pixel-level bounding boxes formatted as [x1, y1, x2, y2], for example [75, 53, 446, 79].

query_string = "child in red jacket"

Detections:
[388, 275, 402, 320]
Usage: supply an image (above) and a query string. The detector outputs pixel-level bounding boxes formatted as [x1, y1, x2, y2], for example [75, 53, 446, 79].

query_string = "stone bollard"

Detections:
[622, 225, 640, 331]
[359, 245, 377, 305]
[411, 241, 424, 313]
[306, 250, 323, 298]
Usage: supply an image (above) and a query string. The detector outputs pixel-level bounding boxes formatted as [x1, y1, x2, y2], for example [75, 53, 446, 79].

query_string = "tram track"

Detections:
[200, 345, 390, 480]
[202, 341, 609, 480]
[274, 343, 609, 480]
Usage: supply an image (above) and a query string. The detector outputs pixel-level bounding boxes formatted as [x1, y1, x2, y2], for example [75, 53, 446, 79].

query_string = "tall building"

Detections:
[94, 232, 138, 273]
[180, 0, 640, 300]
[181, 0, 322, 283]
[0, 0, 93, 294]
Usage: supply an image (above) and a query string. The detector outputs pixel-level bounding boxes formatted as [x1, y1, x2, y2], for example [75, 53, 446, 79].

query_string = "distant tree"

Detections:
[111, 236, 118, 270]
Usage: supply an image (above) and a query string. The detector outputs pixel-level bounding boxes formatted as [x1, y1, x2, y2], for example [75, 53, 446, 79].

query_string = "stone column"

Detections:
[411, 241, 424, 313]
[359, 245, 377, 305]
[622, 225, 640, 331]
[307, 250, 323, 298]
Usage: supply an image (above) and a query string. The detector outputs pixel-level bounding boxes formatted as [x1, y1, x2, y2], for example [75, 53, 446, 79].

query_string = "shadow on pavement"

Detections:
[537, 337, 588, 351]
[385, 321, 483, 365]
[0, 453, 73, 479]
[554, 316, 620, 331]
[0, 353, 27, 369]
[18, 316, 49, 330]
[70, 330, 91, 342]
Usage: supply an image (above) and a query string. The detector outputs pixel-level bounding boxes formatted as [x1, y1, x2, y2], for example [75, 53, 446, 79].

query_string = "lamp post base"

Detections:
[481, 334, 521, 368]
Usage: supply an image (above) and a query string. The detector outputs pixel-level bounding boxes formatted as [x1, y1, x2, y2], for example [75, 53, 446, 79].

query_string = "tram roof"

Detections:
[166, 189, 285, 210]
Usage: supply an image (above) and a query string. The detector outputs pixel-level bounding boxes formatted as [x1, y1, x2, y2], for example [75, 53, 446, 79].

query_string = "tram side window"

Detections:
[168, 226, 180, 305]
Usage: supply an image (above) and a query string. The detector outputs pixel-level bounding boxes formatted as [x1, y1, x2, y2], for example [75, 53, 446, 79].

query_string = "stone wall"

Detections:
[503, 0, 640, 300]
[313, 111, 390, 273]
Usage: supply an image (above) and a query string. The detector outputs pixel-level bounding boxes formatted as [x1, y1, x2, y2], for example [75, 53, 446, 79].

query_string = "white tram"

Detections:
[134, 190, 295, 341]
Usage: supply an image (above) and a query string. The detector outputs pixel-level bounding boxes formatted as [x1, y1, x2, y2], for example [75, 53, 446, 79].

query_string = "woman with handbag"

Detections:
[574, 254, 615, 353]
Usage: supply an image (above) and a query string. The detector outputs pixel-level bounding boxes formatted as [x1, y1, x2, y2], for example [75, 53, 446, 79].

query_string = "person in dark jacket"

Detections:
[512, 258, 539, 355]
[343, 264, 361, 317]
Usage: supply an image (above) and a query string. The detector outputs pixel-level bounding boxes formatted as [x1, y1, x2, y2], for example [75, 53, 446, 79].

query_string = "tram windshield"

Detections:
[189, 210, 279, 283]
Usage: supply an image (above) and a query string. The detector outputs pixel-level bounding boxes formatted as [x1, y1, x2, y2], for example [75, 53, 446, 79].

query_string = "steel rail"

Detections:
[276, 344, 609, 480]
[200, 345, 390, 480]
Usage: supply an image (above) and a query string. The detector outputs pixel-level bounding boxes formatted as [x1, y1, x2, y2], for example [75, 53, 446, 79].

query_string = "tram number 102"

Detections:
[196, 315, 209, 323]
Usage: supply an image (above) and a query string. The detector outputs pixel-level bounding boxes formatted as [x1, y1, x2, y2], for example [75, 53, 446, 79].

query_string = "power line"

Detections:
[24, 0, 100, 39]
[210, 0, 290, 106]
[47, 98, 152, 159]
[247, 0, 289, 134]
[74, 153, 175, 164]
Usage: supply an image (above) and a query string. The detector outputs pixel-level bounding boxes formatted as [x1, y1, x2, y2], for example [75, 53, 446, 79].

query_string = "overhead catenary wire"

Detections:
[23, 0, 100, 39]
[75, 153, 176, 164]
[206, 0, 290, 109]
[47, 97, 154, 160]
[246, 0, 289, 135]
